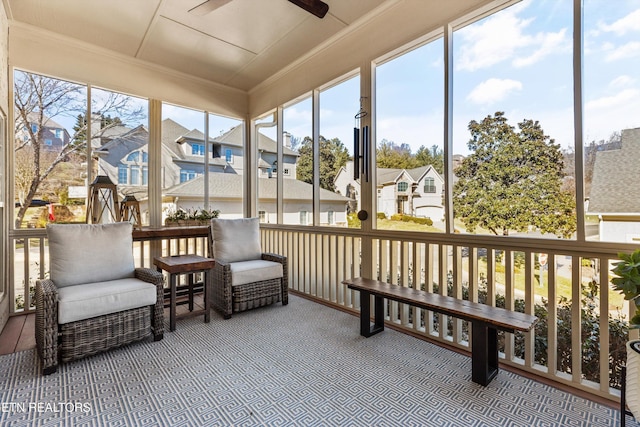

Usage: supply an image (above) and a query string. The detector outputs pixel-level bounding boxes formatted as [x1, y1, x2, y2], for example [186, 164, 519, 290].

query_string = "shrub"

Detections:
[429, 274, 627, 388]
[347, 212, 361, 228]
[377, 212, 387, 220]
[389, 213, 433, 226]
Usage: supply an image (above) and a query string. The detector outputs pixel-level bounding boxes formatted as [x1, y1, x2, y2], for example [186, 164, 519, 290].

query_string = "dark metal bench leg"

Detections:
[360, 290, 384, 337]
[471, 321, 499, 386]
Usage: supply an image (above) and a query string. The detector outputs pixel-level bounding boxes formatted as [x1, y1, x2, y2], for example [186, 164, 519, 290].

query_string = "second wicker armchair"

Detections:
[209, 217, 288, 319]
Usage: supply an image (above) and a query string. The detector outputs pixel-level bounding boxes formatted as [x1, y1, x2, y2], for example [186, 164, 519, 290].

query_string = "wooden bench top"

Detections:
[343, 277, 538, 333]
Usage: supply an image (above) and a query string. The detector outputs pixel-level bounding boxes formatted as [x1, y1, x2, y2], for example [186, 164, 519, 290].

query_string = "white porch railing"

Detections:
[8, 224, 634, 403]
[260, 224, 633, 403]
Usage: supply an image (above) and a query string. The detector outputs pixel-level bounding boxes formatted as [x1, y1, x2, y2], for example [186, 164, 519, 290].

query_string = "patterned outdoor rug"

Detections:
[0, 295, 630, 426]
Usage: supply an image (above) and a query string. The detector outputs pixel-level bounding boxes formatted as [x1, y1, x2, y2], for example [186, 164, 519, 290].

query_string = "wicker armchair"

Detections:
[209, 218, 288, 319]
[35, 222, 164, 375]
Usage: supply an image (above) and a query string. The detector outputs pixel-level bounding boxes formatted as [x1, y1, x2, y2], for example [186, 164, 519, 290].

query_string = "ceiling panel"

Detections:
[328, 0, 388, 25]
[160, 0, 311, 54]
[5, 0, 401, 91]
[226, 13, 345, 89]
[139, 16, 257, 84]
[7, 0, 160, 56]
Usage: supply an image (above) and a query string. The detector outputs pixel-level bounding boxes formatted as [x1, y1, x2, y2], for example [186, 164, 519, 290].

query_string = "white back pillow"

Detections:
[48, 222, 135, 288]
[210, 218, 262, 263]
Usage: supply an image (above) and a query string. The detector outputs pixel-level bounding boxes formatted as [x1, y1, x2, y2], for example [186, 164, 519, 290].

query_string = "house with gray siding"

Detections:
[588, 127, 640, 242]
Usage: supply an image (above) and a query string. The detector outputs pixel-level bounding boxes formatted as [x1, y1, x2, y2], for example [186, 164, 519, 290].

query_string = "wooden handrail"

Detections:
[132, 226, 209, 241]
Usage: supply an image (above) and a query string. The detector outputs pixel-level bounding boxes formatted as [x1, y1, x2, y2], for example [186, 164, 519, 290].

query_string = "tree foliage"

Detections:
[296, 135, 350, 191]
[453, 112, 576, 238]
[13, 71, 145, 228]
[415, 144, 444, 174]
[377, 139, 418, 169]
[431, 274, 627, 389]
[376, 139, 444, 173]
[72, 113, 123, 145]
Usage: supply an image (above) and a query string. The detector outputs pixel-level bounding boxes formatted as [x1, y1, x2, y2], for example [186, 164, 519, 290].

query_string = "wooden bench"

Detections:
[343, 277, 538, 386]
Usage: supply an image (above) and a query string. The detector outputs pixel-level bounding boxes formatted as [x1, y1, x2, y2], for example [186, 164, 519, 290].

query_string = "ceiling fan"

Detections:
[189, 0, 329, 19]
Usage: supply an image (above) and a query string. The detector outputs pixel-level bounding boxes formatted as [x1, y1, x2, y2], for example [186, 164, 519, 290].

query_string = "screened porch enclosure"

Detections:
[3, 0, 640, 416]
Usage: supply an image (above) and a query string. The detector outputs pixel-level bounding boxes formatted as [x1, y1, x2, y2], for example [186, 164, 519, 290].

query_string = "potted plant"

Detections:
[612, 249, 640, 327]
[164, 207, 220, 227]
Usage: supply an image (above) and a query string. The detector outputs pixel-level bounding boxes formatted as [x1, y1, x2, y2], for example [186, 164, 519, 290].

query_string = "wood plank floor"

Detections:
[0, 296, 207, 356]
[0, 313, 36, 355]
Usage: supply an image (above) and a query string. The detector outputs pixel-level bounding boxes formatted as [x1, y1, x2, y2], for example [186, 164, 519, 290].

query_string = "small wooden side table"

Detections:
[153, 254, 214, 332]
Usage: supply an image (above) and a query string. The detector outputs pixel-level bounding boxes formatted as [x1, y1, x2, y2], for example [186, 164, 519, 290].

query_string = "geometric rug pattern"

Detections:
[0, 295, 632, 426]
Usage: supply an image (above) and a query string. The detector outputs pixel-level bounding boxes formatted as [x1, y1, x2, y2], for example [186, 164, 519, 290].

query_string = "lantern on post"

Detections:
[86, 175, 120, 224]
[119, 195, 142, 229]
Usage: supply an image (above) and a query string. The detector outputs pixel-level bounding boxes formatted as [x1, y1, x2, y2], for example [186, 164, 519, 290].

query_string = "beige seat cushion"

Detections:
[57, 278, 156, 324]
[230, 260, 283, 287]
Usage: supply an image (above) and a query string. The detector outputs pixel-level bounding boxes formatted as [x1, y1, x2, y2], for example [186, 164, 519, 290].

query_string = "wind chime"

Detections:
[86, 175, 120, 224]
[353, 97, 370, 221]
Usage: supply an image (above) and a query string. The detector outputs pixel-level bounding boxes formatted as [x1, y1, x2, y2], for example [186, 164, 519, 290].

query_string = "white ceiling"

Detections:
[3, 0, 390, 92]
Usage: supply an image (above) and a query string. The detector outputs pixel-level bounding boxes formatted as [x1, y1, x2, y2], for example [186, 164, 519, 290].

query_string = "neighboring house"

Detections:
[16, 112, 70, 152]
[334, 161, 445, 221]
[587, 127, 640, 242]
[214, 126, 298, 179]
[163, 173, 349, 226]
[94, 118, 341, 223]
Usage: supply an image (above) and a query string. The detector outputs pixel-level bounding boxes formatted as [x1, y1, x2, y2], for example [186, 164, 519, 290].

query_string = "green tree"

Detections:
[72, 113, 123, 145]
[415, 144, 444, 174]
[376, 139, 419, 169]
[453, 112, 576, 238]
[296, 135, 350, 191]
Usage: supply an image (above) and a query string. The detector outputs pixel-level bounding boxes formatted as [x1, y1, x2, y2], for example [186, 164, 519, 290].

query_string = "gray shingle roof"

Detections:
[161, 118, 191, 159]
[588, 127, 640, 213]
[94, 125, 147, 153]
[376, 166, 434, 185]
[164, 174, 350, 202]
[215, 125, 298, 157]
[26, 112, 65, 129]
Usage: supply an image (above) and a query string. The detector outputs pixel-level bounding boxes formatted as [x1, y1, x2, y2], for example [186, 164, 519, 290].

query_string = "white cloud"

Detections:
[455, 1, 569, 71]
[284, 105, 310, 121]
[377, 111, 444, 153]
[605, 41, 640, 61]
[585, 88, 639, 110]
[466, 78, 523, 105]
[598, 9, 640, 36]
[610, 75, 636, 88]
[456, 10, 533, 71]
[513, 28, 569, 67]
[584, 89, 640, 143]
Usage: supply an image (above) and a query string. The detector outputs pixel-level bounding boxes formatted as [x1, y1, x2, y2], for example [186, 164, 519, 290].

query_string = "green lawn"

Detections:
[377, 218, 443, 233]
[377, 218, 625, 310]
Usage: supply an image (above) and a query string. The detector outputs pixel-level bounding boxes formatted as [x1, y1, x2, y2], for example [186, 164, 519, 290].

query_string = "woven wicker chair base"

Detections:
[211, 252, 288, 319]
[60, 307, 152, 363]
[233, 278, 283, 313]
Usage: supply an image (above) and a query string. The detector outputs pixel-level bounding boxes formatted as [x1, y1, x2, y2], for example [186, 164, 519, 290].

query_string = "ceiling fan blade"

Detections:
[288, 0, 329, 19]
[188, 0, 234, 16]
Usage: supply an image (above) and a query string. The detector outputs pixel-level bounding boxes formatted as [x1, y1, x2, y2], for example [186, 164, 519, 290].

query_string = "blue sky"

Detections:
[277, 0, 640, 157]
[58, 1, 639, 161]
